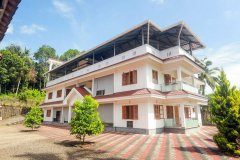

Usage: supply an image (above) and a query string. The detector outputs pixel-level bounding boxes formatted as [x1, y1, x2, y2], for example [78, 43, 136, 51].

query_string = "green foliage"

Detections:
[18, 89, 45, 106]
[198, 58, 219, 95]
[24, 106, 43, 130]
[209, 70, 240, 156]
[34, 45, 57, 64]
[59, 49, 82, 61]
[70, 96, 104, 142]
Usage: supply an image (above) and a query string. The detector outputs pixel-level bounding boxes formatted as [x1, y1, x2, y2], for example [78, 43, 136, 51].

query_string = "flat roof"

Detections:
[47, 20, 205, 74]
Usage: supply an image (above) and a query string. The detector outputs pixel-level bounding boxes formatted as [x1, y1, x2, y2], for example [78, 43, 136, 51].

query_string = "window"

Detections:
[48, 92, 53, 99]
[184, 107, 191, 118]
[164, 74, 171, 84]
[96, 90, 105, 96]
[122, 105, 138, 120]
[122, 70, 137, 86]
[152, 70, 158, 84]
[154, 105, 164, 119]
[66, 89, 71, 97]
[57, 90, 62, 98]
[192, 108, 195, 113]
[166, 106, 174, 118]
[46, 110, 51, 117]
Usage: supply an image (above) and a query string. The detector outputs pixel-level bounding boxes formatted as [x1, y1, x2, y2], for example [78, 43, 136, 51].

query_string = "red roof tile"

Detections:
[75, 87, 90, 96]
[95, 88, 164, 99]
[40, 100, 63, 106]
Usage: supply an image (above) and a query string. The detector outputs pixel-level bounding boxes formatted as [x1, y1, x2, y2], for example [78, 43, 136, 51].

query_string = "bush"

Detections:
[18, 89, 45, 107]
[210, 70, 240, 156]
[70, 96, 104, 143]
[24, 106, 43, 130]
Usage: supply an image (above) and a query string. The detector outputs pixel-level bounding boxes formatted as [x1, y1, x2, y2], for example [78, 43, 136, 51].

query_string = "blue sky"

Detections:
[1, 0, 240, 90]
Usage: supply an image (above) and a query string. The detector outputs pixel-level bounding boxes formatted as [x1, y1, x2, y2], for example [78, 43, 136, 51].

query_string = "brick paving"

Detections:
[21, 125, 239, 160]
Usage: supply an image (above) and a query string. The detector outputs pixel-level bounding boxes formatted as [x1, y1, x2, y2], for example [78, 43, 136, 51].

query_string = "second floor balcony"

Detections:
[160, 81, 199, 94]
[46, 44, 200, 87]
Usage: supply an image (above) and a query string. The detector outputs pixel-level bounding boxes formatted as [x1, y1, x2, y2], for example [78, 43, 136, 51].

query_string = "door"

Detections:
[174, 106, 180, 127]
[56, 111, 61, 122]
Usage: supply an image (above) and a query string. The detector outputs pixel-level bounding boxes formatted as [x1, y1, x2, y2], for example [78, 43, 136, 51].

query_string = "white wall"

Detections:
[93, 74, 114, 96]
[43, 107, 53, 122]
[98, 104, 113, 123]
[146, 63, 164, 91]
[114, 102, 148, 129]
[62, 107, 69, 123]
[114, 64, 148, 93]
[147, 102, 165, 129]
[45, 88, 65, 103]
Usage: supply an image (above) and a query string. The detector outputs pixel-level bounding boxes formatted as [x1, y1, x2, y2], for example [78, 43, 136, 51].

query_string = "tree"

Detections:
[198, 58, 219, 95]
[59, 49, 82, 61]
[18, 89, 45, 107]
[209, 70, 240, 156]
[24, 106, 43, 130]
[70, 96, 104, 143]
[34, 45, 58, 89]
[34, 45, 57, 64]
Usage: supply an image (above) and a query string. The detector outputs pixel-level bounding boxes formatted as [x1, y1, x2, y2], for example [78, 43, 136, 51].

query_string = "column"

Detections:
[177, 68, 182, 82]
[68, 106, 72, 123]
[192, 76, 195, 86]
[60, 106, 64, 123]
[92, 78, 95, 96]
[179, 103, 186, 128]
[196, 105, 202, 126]
[51, 107, 54, 122]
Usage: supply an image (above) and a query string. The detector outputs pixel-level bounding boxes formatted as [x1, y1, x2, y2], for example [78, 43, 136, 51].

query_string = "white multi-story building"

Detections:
[41, 20, 207, 134]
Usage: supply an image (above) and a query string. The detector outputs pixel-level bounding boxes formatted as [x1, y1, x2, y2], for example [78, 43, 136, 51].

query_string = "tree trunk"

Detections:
[83, 134, 85, 143]
[16, 78, 21, 95]
[0, 84, 1, 94]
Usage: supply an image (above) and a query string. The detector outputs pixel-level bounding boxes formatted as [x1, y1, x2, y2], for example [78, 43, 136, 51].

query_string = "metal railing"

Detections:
[160, 81, 198, 93]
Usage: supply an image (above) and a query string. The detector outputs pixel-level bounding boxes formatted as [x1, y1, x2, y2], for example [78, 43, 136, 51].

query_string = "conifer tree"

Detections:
[210, 70, 240, 156]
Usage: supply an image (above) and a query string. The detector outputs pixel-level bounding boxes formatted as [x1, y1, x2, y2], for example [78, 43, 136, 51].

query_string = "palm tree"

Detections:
[198, 58, 219, 95]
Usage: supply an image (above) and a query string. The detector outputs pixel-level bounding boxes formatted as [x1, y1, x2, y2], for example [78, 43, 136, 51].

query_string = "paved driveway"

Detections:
[34, 125, 237, 160]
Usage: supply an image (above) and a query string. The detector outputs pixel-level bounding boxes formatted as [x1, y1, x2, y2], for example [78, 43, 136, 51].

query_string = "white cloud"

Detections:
[52, 0, 75, 19]
[205, 42, 240, 89]
[6, 24, 14, 34]
[151, 0, 165, 4]
[20, 24, 46, 35]
[224, 10, 240, 19]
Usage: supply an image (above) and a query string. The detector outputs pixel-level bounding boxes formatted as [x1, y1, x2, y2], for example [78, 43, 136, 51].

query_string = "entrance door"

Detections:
[174, 106, 180, 127]
[56, 111, 61, 122]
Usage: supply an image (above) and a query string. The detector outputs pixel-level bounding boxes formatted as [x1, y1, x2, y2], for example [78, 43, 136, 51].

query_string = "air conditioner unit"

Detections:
[96, 90, 105, 96]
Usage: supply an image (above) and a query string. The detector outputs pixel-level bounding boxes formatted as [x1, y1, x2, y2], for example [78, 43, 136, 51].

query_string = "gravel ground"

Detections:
[0, 125, 119, 160]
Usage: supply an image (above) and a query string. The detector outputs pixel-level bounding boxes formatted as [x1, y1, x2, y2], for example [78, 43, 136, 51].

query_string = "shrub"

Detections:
[24, 106, 43, 130]
[210, 70, 240, 156]
[70, 95, 104, 143]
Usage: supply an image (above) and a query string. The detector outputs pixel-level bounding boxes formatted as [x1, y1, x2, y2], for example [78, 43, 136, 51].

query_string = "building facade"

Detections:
[41, 20, 207, 134]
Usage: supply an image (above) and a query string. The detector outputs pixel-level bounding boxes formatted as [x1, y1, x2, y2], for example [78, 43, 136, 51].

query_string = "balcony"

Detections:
[160, 81, 199, 94]
[46, 44, 196, 87]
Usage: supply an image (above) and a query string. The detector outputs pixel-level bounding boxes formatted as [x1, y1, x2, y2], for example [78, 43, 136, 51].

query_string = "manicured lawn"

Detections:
[0, 124, 238, 160]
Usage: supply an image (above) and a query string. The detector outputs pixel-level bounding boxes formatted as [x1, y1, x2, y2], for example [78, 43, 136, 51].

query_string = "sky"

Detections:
[1, 0, 240, 92]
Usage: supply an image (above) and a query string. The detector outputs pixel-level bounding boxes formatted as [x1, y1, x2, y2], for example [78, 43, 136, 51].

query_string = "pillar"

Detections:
[179, 103, 186, 128]
[177, 68, 182, 82]
[60, 106, 64, 123]
[196, 105, 202, 126]
[68, 106, 72, 123]
[51, 107, 54, 122]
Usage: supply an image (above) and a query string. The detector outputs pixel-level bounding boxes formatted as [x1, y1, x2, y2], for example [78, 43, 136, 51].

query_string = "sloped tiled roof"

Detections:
[40, 100, 63, 107]
[95, 88, 164, 99]
[74, 87, 90, 97]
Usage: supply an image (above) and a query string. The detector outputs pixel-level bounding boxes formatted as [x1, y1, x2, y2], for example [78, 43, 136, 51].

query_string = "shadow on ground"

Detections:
[174, 146, 224, 156]
[19, 129, 38, 132]
[55, 140, 95, 147]
[15, 153, 61, 160]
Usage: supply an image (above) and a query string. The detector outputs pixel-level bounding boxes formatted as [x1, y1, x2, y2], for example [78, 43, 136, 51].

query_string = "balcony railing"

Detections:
[46, 45, 195, 87]
[186, 118, 199, 128]
[160, 81, 199, 94]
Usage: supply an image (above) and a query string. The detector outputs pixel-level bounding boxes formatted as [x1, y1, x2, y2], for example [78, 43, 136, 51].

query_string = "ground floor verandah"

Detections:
[42, 98, 203, 134]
